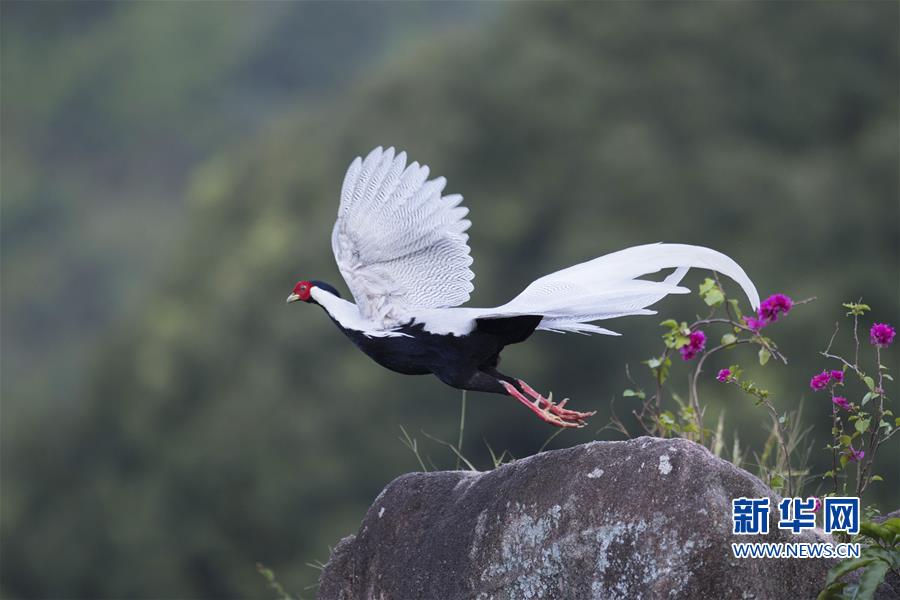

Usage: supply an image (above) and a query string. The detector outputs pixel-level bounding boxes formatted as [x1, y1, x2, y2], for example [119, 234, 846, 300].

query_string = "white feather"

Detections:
[331, 147, 474, 329]
[310, 288, 410, 338]
[473, 243, 760, 335]
[326, 148, 761, 339]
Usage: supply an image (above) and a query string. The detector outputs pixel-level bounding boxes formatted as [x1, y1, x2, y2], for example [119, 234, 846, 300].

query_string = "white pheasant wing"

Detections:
[331, 147, 474, 328]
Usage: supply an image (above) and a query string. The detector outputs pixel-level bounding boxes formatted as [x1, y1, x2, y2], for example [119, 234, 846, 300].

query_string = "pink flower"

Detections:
[744, 316, 766, 332]
[847, 447, 865, 463]
[758, 293, 793, 322]
[679, 330, 707, 361]
[830, 370, 844, 383]
[831, 396, 850, 411]
[870, 323, 896, 348]
[810, 370, 832, 391]
[744, 293, 793, 333]
[811, 497, 822, 512]
[716, 368, 732, 383]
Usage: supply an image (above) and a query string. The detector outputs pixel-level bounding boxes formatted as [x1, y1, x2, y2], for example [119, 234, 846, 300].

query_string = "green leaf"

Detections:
[842, 302, 871, 316]
[623, 389, 645, 400]
[881, 517, 900, 535]
[721, 333, 737, 345]
[727, 298, 744, 320]
[870, 475, 883, 482]
[839, 434, 852, 447]
[816, 581, 846, 600]
[856, 560, 889, 600]
[823, 556, 876, 587]
[863, 376, 875, 392]
[698, 278, 716, 294]
[855, 418, 871, 434]
[770, 473, 785, 489]
[644, 356, 672, 384]
[859, 521, 892, 542]
[840, 454, 849, 468]
[699, 278, 725, 306]
[861, 392, 873, 406]
[758, 347, 771, 366]
[882, 373, 893, 381]
[659, 319, 678, 329]
[704, 289, 724, 306]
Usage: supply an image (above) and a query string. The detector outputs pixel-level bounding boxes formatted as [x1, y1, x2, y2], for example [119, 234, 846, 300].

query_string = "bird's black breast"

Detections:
[474, 314, 542, 346]
[340, 323, 436, 375]
[333, 314, 542, 378]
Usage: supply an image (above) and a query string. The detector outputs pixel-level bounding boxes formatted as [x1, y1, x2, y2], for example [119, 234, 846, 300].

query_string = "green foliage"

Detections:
[843, 302, 872, 317]
[820, 300, 896, 498]
[818, 518, 900, 600]
[660, 319, 693, 350]
[644, 355, 672, 385]
[699, 278, 725, 307]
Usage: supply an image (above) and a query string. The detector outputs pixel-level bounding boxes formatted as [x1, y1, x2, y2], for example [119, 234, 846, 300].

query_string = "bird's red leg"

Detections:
[516, 379, 596, 421]
[500, 381, 592, 428]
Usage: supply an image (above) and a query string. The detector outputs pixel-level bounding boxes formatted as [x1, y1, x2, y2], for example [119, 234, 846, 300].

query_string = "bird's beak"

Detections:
[286, 293, 301, 304]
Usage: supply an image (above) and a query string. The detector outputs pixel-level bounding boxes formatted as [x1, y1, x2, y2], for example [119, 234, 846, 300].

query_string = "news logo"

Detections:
[823, 497, 860, 535]
[732, 497, 770, 535]
[731, 496, 862, 559]
[731, 496, 860, 536]
[777, 497, 817, 534]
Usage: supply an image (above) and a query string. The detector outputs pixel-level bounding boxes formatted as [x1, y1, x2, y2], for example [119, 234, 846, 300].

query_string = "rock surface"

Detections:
[318, 437, 835, 599]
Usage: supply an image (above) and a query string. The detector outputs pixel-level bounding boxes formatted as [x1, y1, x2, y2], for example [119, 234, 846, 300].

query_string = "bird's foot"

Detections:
[517, 379, 596, 422]
[500, 381, 594, 429]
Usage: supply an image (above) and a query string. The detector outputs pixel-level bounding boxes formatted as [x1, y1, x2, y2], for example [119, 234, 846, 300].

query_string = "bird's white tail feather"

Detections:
[483, 243, 759, 335]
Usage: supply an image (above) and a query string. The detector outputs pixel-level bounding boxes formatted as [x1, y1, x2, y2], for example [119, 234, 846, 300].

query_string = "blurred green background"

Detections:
[1, 2, 897, 598]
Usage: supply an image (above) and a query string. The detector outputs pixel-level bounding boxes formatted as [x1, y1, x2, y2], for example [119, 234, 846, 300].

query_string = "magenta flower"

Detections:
[744, 315, 766, 332]
[870, 323, 896, 348]
[716, 368, 732, 383]
[830, 370, 844, 383]
[810, 370, 832, 391]
[758, 293, 793, 323]
[847, 447, 865, 463]
[744, 293, 793, 333]
[811, 497, 822, 512]
[832, 396, 850, 411]
[679, 330, 707, 361]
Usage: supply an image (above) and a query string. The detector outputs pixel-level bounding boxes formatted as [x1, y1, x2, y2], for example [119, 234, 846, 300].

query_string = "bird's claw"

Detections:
[517, 379, 596, 422]
[500, 380, 595, 429]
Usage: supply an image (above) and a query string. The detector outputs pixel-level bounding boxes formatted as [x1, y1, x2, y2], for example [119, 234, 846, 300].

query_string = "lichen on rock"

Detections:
[318, 437, 836, 599]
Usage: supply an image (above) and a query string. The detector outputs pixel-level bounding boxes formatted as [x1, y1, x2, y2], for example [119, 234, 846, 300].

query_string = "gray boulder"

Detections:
[318, 436, 835, 599]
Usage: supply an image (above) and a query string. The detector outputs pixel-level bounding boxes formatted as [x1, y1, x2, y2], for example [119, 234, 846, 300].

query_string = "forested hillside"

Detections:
[2, 2, 897, 598]
[1, 0, 483, 429]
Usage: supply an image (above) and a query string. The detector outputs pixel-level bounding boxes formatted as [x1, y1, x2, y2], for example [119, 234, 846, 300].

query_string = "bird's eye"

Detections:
[300, 285, 308, 293]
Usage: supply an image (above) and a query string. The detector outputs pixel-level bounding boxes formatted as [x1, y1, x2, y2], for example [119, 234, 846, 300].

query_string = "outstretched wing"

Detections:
[331, 147, 475, 327]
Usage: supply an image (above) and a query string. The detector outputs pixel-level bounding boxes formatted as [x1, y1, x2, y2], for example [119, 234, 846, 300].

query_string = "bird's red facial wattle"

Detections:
[286, 280, 313, 304]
